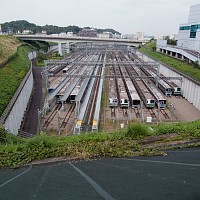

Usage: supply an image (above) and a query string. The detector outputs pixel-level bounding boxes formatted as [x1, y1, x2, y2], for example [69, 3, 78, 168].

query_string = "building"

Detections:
[17, 30, 32, 34]
[78, 28, 97, 37]
[177, 3, 200, 52]
[98, 32, 112, 39]
[67, 32, 73, 37]
[157, 3, 200, 63]
[123, 34, 136, 40]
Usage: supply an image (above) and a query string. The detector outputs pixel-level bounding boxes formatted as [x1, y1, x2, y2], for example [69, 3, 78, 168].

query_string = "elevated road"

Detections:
[15, 34, 148, 56]
[15, 34, 148, 46]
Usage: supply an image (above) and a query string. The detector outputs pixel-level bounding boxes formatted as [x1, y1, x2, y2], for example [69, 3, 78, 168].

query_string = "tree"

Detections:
[193, 60, 200, 69]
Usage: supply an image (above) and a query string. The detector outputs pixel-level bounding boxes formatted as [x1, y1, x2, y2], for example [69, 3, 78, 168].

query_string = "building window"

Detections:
[179, 26, 190, 30]
[190, 31, 197, 38]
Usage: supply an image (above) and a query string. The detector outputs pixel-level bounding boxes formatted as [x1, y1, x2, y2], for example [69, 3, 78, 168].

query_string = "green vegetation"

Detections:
[2, 20, 121, 35]
[36, 51, 64, 66]
[1, 120, 200, 168]
[0, 35, 21, 66]
[126, 123, 153, 138]
[139, 42, 200, 82]
[164, 36, 177, 46]
[0, 45, 31, 116]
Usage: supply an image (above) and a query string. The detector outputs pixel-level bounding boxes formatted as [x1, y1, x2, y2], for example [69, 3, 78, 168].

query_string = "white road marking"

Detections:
[69, 163, 116, 200]
[115, 158, 200, 167]
[166, 149, 200, 153]
[0, 165, 32, 188]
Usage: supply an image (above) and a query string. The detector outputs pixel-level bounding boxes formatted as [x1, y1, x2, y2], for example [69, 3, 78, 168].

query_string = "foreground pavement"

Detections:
[0, 148, 200, 200]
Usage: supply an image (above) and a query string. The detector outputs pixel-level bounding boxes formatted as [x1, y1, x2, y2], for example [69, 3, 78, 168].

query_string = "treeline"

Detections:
[1, 20, 121, 35]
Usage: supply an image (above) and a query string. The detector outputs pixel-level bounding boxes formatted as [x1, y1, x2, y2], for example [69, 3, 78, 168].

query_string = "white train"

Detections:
[126, 79, 141, 108]
[117, 78, 129, 108]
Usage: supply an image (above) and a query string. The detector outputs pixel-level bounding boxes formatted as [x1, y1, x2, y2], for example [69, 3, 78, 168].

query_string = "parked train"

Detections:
[118, 62, 141, 108]
[144, 80, 167, 109]
[126, 65, 156, 108]
[141, 66, 173, 96]
[118, 78, 130, 108]
[108, 65, 118, 107]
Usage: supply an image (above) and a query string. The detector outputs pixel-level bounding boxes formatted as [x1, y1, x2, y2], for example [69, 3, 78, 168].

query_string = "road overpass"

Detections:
[15, 34, 148, 55]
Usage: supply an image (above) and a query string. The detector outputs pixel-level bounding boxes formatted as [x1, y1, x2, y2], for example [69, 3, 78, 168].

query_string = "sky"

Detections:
[0, 0, 200, 35]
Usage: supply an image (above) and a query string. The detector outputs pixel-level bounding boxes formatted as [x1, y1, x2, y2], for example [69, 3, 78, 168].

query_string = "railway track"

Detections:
[60, 104, 75, 128]
[122, 109, 128, 117]
[80, 54, 104, 132]
[43, 104, 62, 128]
[148, 109, 157, 118]
[111, 108, 116, 118]
[160, 109, 170, 119]
[134, 108, 140, 118]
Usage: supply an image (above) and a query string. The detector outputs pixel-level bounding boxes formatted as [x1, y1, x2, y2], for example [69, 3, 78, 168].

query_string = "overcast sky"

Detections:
[0, 0, 200, 35]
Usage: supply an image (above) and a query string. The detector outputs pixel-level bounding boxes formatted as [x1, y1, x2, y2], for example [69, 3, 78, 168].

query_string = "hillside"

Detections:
[0, 36, 21, 66]
[1, 20, 121, 35]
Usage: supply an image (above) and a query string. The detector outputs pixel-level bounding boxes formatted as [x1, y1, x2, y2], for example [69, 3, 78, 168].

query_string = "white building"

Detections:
[123, 34, 136, 40]
[98, 32, 112, 39]
[177, 3, 200, 52]
[67, 32, 73, 37]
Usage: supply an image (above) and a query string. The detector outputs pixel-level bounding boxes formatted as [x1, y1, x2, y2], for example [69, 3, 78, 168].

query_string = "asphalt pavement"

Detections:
[0, 148, 200, 200]
[22, 59, 43, 135]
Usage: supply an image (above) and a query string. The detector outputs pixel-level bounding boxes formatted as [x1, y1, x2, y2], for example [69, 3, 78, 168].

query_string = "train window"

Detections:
[124, 99, 128, 103]
[177, 88, 181, 91]
[114, 99, 118, 103]
[160, 101, 164, 105]
[150, 100, 155, 103]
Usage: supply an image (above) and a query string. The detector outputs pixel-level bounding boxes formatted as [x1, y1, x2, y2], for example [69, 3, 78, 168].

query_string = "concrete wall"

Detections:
[159, 65, 200, 110]
[4, 71, 33, 135]
[2, 51, 36, 135]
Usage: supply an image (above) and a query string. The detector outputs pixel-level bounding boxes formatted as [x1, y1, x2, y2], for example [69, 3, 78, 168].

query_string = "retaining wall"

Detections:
[0, 51, 36, 135]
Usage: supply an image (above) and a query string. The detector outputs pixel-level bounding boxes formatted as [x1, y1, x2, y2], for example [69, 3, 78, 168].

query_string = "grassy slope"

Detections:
[139, 43, 200, 82]
[1, 121, 200, 168]
[0, 45, 31, 116]
[0, 36, 21, 64]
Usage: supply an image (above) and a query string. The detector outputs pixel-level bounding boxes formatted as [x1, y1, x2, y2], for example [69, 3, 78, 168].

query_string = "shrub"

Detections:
[126, 123, 153, 138]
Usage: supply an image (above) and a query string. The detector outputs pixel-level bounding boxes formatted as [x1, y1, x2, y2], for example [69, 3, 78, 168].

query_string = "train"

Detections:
[125, 65, 156, 108]
[108, 65, 118, 107]
[126, 79, 141, 108]
[142, 68, 182, 96]
[144, 80, 167, 109]
[118, 61, 141, 108]
[48, 65, 65, 75]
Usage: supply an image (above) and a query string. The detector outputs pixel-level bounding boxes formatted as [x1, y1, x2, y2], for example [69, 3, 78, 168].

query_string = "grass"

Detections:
[139, 43, 200, 82]
[1, 120, 200, 168]
[0, 35, 21, 65]
[0, 45, 31, 116]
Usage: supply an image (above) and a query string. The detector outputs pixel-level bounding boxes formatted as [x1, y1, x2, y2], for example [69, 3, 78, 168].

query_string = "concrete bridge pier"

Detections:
[58, 41, 70, 56]
[65, 42, 70, 54]
[58, 41, 63, 56]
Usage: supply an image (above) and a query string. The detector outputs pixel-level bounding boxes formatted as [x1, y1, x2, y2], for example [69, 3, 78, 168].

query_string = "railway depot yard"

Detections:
[40, 44, 200, 135]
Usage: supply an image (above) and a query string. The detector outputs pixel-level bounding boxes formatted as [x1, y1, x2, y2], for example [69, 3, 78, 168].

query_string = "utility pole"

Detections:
[37, 109, 42, 134]
[57, 110, 61, 135]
